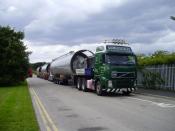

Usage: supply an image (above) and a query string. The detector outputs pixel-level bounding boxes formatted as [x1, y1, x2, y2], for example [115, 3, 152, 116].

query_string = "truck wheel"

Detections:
[96, 81, 103, 96]
[77, 78, 82, 90]
[82, 79, 88, 92]
[63, 80, 68, 85]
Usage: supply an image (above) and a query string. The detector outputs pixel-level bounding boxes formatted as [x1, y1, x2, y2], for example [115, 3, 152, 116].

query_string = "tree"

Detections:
[31, 62, 46, 70]
[137, 50, 175, 66]
[0, 26, 30, 85]
[152, 50, 168, 57]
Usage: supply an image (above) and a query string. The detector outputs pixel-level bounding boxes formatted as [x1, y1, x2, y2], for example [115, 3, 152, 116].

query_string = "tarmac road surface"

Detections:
[27, 77, 175, 131]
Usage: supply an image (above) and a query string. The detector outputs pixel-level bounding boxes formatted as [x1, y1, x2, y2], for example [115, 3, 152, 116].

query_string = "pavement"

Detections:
[135, 88, 175, 100]
[27, 77, 175, 131]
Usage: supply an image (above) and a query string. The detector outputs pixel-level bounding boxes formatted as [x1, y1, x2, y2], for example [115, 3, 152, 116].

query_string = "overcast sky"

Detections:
[0, 0, 175, 63]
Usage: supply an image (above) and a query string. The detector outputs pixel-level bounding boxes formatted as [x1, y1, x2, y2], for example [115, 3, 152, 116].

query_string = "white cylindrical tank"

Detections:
[50, 50, 94, 76]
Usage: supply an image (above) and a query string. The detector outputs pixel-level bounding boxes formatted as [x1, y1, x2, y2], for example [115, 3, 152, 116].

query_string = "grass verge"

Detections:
[0, 81, 39, 131]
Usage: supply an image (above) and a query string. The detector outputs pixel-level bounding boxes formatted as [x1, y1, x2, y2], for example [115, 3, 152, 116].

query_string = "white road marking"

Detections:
[137, 92, 175, 100]
[131, 97, 175, 108]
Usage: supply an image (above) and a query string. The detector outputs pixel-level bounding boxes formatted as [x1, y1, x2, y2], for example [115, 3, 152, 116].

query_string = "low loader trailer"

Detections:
[50, 40, 137, 95]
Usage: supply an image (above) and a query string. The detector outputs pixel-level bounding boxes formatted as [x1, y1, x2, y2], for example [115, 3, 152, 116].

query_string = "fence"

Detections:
[137, 64, 175, 91]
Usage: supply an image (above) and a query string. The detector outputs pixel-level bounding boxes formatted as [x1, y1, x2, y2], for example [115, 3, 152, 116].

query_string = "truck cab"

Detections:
[94, 44, 137, 95]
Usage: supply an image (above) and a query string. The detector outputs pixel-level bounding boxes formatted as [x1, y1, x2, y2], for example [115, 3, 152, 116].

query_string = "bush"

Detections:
[0, 26, 29, 85]
[141, 69, 164, 89]
[137, 50, 175, 66]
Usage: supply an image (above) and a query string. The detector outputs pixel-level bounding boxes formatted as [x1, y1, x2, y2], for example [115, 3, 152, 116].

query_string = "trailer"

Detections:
[40, 63, 50, 80]
[50, 40, 137, 95]
[36, 67, 41, 77]
[50, 50, 94, 84]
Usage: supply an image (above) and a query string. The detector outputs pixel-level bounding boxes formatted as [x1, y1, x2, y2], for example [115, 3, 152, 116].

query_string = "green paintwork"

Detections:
[94, 45, 137, 90]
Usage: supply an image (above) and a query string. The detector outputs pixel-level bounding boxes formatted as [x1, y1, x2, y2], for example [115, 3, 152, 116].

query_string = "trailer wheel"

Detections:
[77, 78, 82, 90]
[82, 78, 88, 92]
[96, 81, 103, 96]
[63, 79, 68, 85]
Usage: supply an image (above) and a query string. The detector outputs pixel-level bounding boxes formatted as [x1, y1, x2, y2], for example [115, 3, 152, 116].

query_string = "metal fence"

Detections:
[137, 64, 175, 91]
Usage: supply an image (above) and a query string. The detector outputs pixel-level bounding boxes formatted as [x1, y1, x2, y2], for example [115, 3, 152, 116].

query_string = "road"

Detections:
[27, 77, 175, 131]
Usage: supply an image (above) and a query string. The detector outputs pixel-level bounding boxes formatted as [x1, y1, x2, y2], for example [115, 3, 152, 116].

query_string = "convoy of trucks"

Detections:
[37, 39, 137, 95]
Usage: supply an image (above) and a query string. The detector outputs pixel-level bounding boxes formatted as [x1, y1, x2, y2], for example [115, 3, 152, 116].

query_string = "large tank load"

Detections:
[36, 66, 42, 77]
[40, 63, 50, 80]
[50, 50, 94, 84]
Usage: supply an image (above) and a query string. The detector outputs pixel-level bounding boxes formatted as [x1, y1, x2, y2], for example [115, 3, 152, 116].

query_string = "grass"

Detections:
[0, 81, 39, 131]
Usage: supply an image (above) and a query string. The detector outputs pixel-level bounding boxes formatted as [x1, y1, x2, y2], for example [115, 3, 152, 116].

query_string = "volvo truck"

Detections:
[50, 40, 137, 95]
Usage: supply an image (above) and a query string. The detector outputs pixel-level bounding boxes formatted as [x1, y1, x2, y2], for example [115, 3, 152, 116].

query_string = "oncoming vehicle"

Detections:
[28, 68, 33, 77]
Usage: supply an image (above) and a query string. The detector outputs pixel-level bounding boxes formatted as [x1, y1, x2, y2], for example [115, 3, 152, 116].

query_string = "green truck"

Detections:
[50, 40, 137, 95]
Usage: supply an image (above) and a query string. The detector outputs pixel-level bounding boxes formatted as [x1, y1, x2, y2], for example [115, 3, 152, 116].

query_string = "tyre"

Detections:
[96, 81, 103, 96]
[82, 78, 88, 92]
[77, 78, 82, 90]
[63, 79, 68, 85]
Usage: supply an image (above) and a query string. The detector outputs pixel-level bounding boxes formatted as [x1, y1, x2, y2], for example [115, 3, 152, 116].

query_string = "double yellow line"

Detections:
[30, 88, 59, 131]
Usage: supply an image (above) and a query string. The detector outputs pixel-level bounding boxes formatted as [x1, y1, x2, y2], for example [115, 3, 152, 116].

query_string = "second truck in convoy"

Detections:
[49, 39, 137, 95]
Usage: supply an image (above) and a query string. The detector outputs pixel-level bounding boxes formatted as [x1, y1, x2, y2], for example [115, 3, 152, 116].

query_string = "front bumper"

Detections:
[102, 87, 137, 93]
[102, 78, 136, 92]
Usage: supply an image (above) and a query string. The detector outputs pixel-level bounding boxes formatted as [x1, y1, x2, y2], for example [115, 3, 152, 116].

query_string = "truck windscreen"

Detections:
[105, 54, 136, 65]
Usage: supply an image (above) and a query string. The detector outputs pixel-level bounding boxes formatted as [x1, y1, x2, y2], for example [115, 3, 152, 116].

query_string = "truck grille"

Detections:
[111, 72, 135, 78]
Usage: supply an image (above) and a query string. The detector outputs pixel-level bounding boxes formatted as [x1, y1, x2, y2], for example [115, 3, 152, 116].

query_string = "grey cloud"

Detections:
[68, 0, 175, 44]
[0, 4, 38, 30]
[1, 0, 175, 46]
[27, 0, 175, 45]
